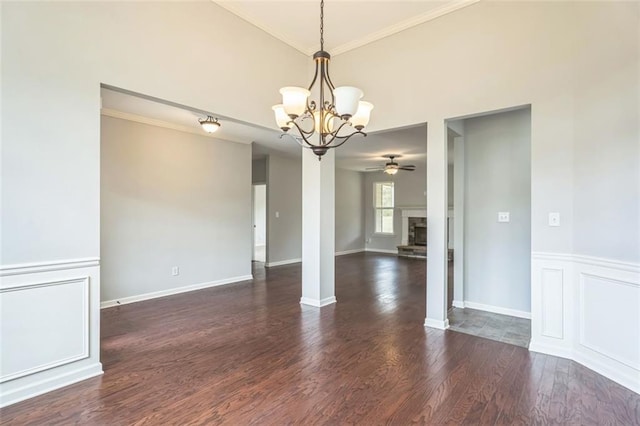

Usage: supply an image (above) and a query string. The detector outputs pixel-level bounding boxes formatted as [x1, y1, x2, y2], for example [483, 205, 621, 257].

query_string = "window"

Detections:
[374, 182, 394, 234]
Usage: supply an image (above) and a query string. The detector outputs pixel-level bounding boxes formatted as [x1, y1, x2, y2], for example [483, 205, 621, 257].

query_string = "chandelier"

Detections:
[272, 0, 373, 159]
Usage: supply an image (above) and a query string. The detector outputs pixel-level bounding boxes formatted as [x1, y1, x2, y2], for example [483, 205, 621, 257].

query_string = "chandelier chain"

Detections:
[320, 0, 324, 51]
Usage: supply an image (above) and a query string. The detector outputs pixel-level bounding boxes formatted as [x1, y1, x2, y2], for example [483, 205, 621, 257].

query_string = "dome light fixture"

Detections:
[198, 116, 221, 133]
[272, 0, 373, 159]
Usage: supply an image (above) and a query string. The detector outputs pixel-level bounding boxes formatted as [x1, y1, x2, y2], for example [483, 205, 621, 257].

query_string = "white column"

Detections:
[425, 119, 449, 329]
[300, 148, 336, 307]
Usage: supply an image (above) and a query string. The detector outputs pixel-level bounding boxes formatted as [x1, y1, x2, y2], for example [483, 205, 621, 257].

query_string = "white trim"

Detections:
[530, 251, 640, 395]
[573, 349, 640, 396]
[0, 363, 103, 408]
[0, 258, 100, 277]
[452, 300, 464, 309]
[365, 248, 398, 255]
[100, 109, 251, 145]
[529, 340, 573, 359]
[300, 296, 337, 308]
[531, 252, 639, 273]
[458, 300, 531, 319]
[214, 0, 480, 56]
[424, 318, 450, 330]
[335, 248, 365, 256]
[264, 258, 302, 268]
[100, 275, 253, 308]
[0, 278, 90, 383]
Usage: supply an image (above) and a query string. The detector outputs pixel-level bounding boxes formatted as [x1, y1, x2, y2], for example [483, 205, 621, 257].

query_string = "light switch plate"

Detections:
[549, 212, 560, 227]
[498, 212, 510, 223]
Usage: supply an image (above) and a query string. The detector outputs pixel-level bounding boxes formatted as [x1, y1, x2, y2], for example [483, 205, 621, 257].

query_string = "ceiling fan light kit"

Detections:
[367, 155, 416, 174]
[272, 0, 374, 160]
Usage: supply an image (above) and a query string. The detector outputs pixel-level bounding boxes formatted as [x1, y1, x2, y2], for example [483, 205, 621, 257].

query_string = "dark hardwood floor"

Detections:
[1, 253, 639, 425]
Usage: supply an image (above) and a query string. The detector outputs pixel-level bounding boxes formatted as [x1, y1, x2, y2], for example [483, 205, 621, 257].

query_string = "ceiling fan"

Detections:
[366, 155, 416, 175]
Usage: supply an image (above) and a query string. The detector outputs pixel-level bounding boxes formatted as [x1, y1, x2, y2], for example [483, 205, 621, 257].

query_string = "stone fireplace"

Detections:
[400, 208, 427, 245]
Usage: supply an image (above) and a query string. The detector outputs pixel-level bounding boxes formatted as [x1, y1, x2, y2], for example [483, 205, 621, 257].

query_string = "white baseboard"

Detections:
[100, 274, 253, 308]
[529, 340, 573, 360]
[424, 318, 450, 330]
[365, 248, 397, 255]
[452, 300, 465, 309]
[0, 362, 103, 408]
[335, 248, 365, 256]
[265, 258, 301, 268]
[459, 300, 531, 319]
[300, 296, 337, 307]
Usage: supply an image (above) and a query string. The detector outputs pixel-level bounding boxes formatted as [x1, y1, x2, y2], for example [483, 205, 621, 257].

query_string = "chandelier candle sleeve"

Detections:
[272, 0, 373, 159]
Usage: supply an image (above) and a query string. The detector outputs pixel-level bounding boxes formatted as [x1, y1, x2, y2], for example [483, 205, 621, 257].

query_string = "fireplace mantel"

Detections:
[399, 207, 426, 245]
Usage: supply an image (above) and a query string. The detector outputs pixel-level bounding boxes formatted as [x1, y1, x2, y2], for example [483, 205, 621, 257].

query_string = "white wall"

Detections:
[266, 154, 303, 265]
[1, 1, 305, 404]
[463, 108, 531, 315]
[100, 115, 252, 304]
[333, 1, 639, 262]
[335, 169, 366, 253]
[364, 167, 427, 252]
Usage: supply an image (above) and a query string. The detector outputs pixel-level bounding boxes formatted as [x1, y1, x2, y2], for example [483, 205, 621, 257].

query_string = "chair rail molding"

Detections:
[530, 251, 640, 395]
[0, 258, 103, 407]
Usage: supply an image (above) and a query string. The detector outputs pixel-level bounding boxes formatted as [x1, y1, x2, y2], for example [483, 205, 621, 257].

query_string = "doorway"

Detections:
[446, 107, 532, 348]
[252, 184, 266, 263]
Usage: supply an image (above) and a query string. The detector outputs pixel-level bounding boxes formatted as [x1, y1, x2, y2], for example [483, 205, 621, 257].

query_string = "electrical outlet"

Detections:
[498, 212, 510, 223]
[549, 212, 560, 227]
[275, 211, 280, 218]
[171, 266, 179, 276]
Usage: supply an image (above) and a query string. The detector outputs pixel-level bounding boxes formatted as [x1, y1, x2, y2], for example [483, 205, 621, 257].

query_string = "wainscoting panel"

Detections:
[0, 259, 103, 407]
[579, 273, 639, 371]
[531, 252, 640, 395]
[540, 268, 564, 339]
[0, 278, 89, 383]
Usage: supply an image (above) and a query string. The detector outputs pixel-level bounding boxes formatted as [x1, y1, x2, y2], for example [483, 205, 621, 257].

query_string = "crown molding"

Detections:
[213, 0, 480, 57]
[331, 0, 481, 56]
[100, 109, 251, 145]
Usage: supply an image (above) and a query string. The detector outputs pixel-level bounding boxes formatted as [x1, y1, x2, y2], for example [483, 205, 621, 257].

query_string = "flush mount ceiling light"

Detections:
[198, 116, 221, 133]
[272, 0, 373, 159]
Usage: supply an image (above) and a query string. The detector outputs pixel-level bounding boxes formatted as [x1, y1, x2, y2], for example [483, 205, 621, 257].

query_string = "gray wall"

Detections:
[463, 108, 531, 313]
[364, 167, 427, 252]
[335, 169, 366, 253]
[266, 154, 303, 264]
[265, 156, 367, 263]
[100, 116, 252, 302]
[252, 157, 267, 184]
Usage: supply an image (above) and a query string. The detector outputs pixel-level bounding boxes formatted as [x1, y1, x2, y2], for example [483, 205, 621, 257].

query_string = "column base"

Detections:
[424, 317, 450, 330]
[300, 296, 337, 308]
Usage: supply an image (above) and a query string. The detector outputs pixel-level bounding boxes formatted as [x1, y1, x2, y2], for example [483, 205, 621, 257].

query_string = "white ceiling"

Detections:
[214, 0, 479, 56]
[101, 87, 429, 171]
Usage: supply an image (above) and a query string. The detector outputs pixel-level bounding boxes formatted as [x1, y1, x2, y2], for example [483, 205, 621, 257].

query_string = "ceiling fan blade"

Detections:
[365, 167, 385, 170]
[399, 166, 415, 171]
